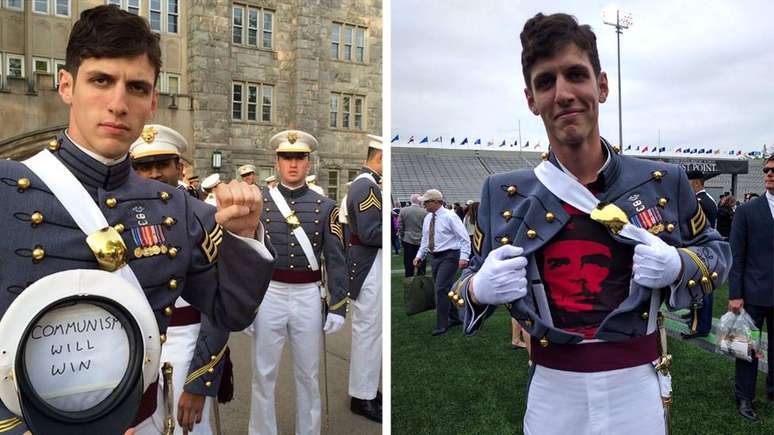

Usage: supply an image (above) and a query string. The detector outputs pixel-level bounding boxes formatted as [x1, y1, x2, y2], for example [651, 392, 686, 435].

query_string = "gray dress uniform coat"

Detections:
[460, 140, 731, 346]
[260, 184, 348, 315]
[339, 168, 382, 303]
[0, 134, 274, 433]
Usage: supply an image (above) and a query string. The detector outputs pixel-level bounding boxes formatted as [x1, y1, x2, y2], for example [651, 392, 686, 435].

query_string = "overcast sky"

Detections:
[391, 0, 774, 155]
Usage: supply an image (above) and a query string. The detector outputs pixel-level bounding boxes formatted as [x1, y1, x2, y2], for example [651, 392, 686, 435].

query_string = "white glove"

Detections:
[632, 235, 682, 289]
[471, 245, 529, 305]
[323, 313, 346, 334]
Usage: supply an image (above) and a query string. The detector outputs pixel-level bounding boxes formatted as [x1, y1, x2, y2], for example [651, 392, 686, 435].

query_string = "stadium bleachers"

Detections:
[392, 146, 767, 205]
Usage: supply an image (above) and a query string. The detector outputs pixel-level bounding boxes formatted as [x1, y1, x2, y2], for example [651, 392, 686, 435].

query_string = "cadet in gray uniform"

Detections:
[0, 6, 274, 434]
[334, 135, 383, 423]
[248, 130, 347, 435]
[454, 12, 731, 434]
[130, 125, 230, 434]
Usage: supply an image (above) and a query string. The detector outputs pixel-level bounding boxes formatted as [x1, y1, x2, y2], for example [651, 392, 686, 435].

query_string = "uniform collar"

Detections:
[55, 131, 132, 191]
[278, 183, 309, 198]
[547, 137, 620, 191]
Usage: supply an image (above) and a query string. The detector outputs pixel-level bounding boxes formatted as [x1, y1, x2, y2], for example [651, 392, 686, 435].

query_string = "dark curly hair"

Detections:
[520, 13, 601, 90]
[66, 5, 162, 81]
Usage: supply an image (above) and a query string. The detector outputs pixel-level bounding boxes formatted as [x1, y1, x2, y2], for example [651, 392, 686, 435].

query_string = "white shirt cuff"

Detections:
[228, 222, 273, 261]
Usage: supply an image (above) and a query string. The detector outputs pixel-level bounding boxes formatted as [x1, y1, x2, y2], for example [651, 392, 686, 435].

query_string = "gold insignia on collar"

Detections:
[287, 131, 299, 144]
[141, 126, 158, 144]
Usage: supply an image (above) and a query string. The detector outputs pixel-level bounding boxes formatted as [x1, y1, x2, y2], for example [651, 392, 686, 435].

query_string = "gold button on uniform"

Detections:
[205, 381, 212, 387]
[106, 197, 117, 208]
[666, 223, 675, 233]
[641, 312, 649, 320]
[502, 210, 512, 221]
[32, 247, 45, 262]
[545, 212, 555, 223]
[539, 337, 549, 347]
[207, 367, 215, 374]
[658, 198, 668, 207]
[160, 191, 170, 201]
[456, 298, 464, 307]
[687, 279, 697, 288]
[30, 212, 43, 225]
[160, 334, 167, 344]
[701, 276, 710, 285]
[506, 185, 518, 196]
[168, 279, 178, 290]
[499, 236, 510, 245]
[447, 291, 455, 299]
[652, 171, 663, 181]
[210, 355, 217, 361]
[163, 216, 175, 227]
[612, 145, 621, 154]
[17, 178, 30, 191]
[113, 223, 125, 233]
[314, 219, 319, 224]
[164, 307, 173, 316]
[541, 152, 549, 161]
[711, 272, 719, 281]
[527, 229, 537, 239]
[48, 139, 60, 151]
[168, 247, 178, 258]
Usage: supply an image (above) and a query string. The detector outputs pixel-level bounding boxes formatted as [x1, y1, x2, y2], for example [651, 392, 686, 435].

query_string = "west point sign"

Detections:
[642, 156, 749, 176]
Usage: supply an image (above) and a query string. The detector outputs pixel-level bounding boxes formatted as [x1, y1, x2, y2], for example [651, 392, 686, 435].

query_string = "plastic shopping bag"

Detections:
[716, 309, 762, 362]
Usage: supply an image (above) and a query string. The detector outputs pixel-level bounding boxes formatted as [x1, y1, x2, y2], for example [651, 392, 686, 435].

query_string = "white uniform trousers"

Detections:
[524, 363, 665, 435]
[248, 281, 322, 435]
[160, 322, 214, 435]
[349, 249, 382, 400]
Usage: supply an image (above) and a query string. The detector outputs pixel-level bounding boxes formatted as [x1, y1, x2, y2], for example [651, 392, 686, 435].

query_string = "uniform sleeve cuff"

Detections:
[228, 222, 272, 260]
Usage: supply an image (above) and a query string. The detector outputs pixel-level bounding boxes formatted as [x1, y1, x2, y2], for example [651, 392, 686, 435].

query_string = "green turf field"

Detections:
[390, 253, 774, 434]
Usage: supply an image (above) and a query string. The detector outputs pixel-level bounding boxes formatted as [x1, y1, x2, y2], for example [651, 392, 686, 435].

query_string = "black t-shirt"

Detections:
[536, 203, 634, 339]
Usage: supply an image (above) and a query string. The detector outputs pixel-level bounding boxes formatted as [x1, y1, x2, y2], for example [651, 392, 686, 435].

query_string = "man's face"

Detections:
[275, 153, 310, 186]
[525, 44, 608, 150]
[133, 158, 182, 186]
[59, 55, 158, 159]
[242, 173, 256, 185]
[423, 199, 442, 213]
[369, 150, 383, 176]
[764, 161, 774, 193]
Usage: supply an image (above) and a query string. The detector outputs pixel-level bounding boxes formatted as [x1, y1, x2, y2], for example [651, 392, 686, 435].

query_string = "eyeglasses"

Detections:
[763, 167, 774, 174]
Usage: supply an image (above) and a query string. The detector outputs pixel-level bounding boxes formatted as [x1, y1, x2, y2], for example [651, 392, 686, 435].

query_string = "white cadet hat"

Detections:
[367, 134, 383, 150]
[0, 269, 160, 433]
[129, 124, 188, 164]
[238, 164, 256, 176]
[269, 130, 318, 153]
[306, 175, 317, 184]
[264, 175, 277, 184]
[419, 189, 443, 202]
[201, 173, 221, 190]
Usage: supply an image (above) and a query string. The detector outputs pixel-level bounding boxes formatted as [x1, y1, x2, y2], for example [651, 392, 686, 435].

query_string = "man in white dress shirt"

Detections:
[413, 189, 471, 335]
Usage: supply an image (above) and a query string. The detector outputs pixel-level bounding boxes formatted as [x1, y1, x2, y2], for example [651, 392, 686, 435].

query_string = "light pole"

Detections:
[603, 9, 633, 154]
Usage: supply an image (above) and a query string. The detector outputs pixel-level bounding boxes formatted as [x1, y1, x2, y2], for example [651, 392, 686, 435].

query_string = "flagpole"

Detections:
[518, 120, 522, 159]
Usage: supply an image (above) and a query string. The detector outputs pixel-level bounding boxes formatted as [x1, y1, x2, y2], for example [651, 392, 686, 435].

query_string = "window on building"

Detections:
[4, 0, 23, 11]
[33, 58, 50, 74]
[330, 23, 341, 60]
[167, 73, 180, 95]
[355, 28, 365, 62]
[330, 93, 366, 130]
[247, 8, 258, 46]
[331, 23, 367, 63]
[342, 95, 350, 129]
[329, 95, 338, 128]
[232, 81, 273, 122]
[33, 0, 48, 14]
[232, 6, 243, 44]
[232, 83, 243, 120]
[262, 11, 273, 49]
[262, 84, 272, 122]
[233, 5, 273, 49]
[149, 0, 161, 31]
[343, 26, 352, 61]
[7, 54, 24, 79]
[167, 0, 178, 33]
[55, 0, 70, 16]
[246, 84, 258, 121]
[107, 0, 140, 15]
[54, 59, 65, 87]
[328, 170, 340, 202]
[259, 167, 273, 184]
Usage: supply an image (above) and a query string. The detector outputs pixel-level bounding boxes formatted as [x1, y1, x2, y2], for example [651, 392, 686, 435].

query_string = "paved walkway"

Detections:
[205, 316, 381, 434]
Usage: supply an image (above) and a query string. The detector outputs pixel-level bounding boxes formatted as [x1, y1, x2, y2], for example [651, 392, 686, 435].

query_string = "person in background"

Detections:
[398, 194, 428, 277]
[716, 194, 735, 240]
[728, 156, 774, 422]
[462, 201, 479, 247]
[391, 208, 401, 255]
